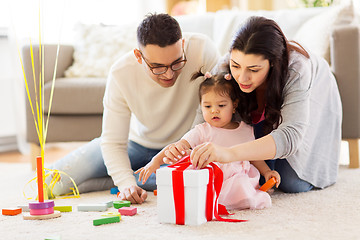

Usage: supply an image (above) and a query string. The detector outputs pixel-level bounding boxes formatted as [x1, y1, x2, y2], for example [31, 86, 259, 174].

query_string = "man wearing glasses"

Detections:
[49, 13, 219, 204]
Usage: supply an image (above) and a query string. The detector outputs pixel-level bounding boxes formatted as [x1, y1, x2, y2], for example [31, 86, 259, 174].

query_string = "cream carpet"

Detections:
[1, 162, 359, 240]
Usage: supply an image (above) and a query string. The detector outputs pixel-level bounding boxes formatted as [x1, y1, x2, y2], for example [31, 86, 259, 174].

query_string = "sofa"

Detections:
[22, 3, 360, 169]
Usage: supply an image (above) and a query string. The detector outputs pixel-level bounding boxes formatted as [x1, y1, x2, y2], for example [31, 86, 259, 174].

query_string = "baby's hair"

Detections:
[190, 70, 239, 103]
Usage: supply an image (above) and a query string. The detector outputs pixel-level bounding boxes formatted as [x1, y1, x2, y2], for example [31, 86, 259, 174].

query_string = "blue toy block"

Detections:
[110, 187, 119, 194]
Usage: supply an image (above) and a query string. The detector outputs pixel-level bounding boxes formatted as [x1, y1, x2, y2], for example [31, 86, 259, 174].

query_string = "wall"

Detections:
[0, 32, 18, 151]
[0, 0, 167, 153]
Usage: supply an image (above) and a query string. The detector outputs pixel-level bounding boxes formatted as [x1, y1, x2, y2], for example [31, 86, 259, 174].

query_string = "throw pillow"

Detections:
[64, 23, 137, 78]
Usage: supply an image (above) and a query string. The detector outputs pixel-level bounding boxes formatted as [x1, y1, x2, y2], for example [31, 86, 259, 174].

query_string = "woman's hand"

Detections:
[263, 170, 281, 188]
[190, 142, 235, 168]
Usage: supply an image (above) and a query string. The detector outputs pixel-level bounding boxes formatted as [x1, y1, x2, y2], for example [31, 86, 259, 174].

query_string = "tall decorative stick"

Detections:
[36, 156, 44, 202]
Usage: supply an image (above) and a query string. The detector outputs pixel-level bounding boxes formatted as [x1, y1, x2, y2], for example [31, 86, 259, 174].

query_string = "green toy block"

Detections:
[113, 200, 131, 209]
[93, 216, 120, 226]
[54, 206, 72, 212]
[44, 236, 61, 240]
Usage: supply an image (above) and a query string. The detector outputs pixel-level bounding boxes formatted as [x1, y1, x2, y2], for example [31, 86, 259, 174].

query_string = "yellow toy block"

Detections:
[54, 206, 72, 212]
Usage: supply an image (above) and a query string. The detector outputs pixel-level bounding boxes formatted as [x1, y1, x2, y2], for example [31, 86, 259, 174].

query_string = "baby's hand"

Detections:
[264, 170, 281, 188]
[164, 140, 191, 164]
[134, 160, 161, 184]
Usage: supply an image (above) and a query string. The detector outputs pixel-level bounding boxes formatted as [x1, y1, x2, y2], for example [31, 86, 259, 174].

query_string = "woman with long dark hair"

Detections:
[188, 16, 342, 193]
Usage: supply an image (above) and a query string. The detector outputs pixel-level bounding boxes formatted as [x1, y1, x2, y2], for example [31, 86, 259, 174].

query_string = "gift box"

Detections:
[156, 165, 212, 226]
[156, 156, 247, 225]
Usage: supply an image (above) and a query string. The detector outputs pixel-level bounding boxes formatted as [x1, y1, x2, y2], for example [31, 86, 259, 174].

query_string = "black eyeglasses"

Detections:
[139, 49, 187, 75]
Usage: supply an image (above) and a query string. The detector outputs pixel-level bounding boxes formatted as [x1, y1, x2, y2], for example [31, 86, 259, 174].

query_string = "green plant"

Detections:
[301, 0, 334, 7]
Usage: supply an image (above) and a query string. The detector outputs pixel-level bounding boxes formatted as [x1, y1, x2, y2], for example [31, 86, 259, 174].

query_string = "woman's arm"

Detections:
[231, 134, 276, 161]
[190, 134, 276, 169]
[135, 139, 192, 183]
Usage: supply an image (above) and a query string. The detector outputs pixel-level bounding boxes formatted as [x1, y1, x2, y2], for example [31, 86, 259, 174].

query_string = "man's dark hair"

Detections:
[137, 13, 182, 47]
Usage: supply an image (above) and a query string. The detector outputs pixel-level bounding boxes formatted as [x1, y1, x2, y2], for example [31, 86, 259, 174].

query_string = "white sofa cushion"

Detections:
[65, 4, 355, 78]
[176, 13, 215, 40]
[209, 7, 324, 55]
[294, 3, 355, 63]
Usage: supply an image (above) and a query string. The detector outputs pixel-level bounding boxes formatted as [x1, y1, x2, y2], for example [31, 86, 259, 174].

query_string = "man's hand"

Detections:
[117, 185, 147, 204]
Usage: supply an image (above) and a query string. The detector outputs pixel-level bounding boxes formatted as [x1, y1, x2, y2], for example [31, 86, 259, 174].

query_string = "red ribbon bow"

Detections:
[168, 156, 247, 224]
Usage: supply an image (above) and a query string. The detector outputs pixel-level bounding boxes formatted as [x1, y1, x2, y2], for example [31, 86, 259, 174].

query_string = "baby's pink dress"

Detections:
[182, 122, 271, 210]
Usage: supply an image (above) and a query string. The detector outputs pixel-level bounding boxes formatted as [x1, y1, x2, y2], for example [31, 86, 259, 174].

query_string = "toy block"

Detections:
[259, 177, 277, 192]
[2, 208, 22, 216]
[18, 205, 30, 212]
[103, 201, 113, 208]
[44, 236, 61, 240]
[101, 212, 122, 218]
[118, 207, 137, 216]
[30, 207, 54, 215]
[93, 216, 120, 226]
[23, 210, 61, 220]
[154, 189, 157, 196]
[110, 187, 119, 194]
[113, 200, 131, 209]
[29, 200, 55, 209]
[77, 203, 108, 212]
[54, 206, 72, 212]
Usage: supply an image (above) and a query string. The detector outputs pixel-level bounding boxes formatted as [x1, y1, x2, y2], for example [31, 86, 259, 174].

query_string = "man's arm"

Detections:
[101, 67, 146, 204]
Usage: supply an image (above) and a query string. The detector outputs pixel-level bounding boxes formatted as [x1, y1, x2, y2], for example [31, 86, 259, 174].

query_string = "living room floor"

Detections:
[0, 142, 86, 164]
[0, 141, 358, 240]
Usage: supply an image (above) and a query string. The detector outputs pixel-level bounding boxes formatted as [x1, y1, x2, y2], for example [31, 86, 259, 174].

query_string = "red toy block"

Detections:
[118, 207, 137, 216]
[2, 208, 22, 216]
[259, 177, 277, 192]
[154, 190, 157, 196]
